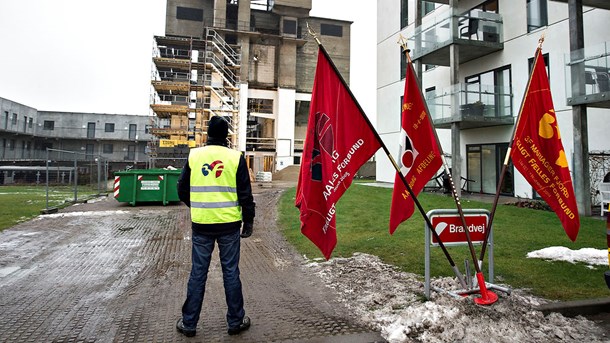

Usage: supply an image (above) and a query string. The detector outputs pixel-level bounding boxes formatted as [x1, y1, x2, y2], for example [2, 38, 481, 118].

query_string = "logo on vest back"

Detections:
[202, 160, 224, 178]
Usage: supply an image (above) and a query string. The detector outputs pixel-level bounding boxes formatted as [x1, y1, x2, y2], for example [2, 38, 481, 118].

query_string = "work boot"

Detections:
[176, 318, 196, 337]
[227, 316, 251, 335]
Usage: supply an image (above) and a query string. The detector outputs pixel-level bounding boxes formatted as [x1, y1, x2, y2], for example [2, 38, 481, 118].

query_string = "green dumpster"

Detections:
[113, 168, 181, 206]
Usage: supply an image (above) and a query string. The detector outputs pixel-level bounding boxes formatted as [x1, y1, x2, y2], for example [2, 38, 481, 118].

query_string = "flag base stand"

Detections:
[430, 282, 510, 301]
[473, 272, 498, 305]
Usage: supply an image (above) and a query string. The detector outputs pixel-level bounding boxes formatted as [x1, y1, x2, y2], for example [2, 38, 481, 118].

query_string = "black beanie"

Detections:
[208, 116, 229, 140]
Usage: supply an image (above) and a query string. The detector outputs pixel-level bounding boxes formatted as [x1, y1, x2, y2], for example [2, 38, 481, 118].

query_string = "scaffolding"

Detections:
[148, 28, 241, 163]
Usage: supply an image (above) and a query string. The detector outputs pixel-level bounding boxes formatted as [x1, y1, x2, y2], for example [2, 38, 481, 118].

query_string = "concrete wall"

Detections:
[165, 0, 211, 38]
[296, 17, 351, 93]
[0, 97, 37, 136]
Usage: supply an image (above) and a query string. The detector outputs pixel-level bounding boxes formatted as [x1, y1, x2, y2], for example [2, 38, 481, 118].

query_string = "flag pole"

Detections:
[401, 36, 497, 304]
[477, 34, 546, 269]
[306, 24, 467, 288]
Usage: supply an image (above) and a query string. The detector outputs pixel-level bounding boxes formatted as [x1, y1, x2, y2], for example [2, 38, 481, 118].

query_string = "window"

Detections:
[176, 6, 203, 22]
[105, 123, 115, 132]
[43, 120, 54, 130]
[422, 1, 435, 16]
[528, 53, 549, 78]
[424, 64, 436, 71]
[87, 122, 96, 139]
[129, 124, 137, 140]
[23, 116, 27, 132]
[283, 19, 297, 35]
[320, 23, 343, 37]
[9, 139, 15, 151]
[127, 145, 136, 160]
[400, 50, 407, 79]
[527, 0, 547, 32]
[464, 65, 512, 118]
[11, 113, 17, 125]
[401, 0, 408, 28]
[3, 111, 7, 129]
[425, 87, 437, 119]
[103, 144, 113, 154]
[28, 117, 33, 129]
[467, 143, 513, 195]
[86, 144, 94, 159]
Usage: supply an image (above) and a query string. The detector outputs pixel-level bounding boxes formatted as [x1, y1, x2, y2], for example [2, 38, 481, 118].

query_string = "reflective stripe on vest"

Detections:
[189, 145, 242, 224]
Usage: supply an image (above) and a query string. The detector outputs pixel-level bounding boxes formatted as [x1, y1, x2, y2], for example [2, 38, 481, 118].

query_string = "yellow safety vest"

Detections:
[188, 145, 242, 224]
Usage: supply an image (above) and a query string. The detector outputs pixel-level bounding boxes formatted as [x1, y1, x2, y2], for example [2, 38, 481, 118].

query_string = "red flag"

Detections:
[389, 57, 443, 234]
[510, 49, 580, 241]
[295, 47, 381, 259]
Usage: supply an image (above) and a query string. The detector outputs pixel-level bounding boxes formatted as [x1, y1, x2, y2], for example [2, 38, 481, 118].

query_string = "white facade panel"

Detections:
[276, 87, 296, 171]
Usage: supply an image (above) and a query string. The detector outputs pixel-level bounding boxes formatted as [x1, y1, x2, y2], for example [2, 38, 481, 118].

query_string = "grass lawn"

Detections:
[278, 184, 609, 301]
[0, 185, 100, 231]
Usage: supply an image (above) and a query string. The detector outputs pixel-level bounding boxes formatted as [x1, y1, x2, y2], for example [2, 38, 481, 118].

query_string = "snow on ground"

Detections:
[35, 210, 129, 219]
[527, 246, 608, 266]
[305, 253, 608, 343]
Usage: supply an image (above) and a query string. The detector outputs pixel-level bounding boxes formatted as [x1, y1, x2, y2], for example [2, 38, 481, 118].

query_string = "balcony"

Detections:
[426, 83, 514, 129]
[564, 41, 610, 108]
[407, 9, 503, 66]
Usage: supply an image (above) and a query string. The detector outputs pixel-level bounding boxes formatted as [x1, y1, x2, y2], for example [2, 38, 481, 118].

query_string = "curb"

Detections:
[538, 297, 610, 317]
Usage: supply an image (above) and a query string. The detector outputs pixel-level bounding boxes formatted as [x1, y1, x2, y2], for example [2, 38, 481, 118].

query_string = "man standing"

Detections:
[176, 116, 255, 337]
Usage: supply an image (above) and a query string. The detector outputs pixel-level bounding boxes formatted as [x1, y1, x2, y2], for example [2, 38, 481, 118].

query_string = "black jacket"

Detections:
[177, 139, 255, 235]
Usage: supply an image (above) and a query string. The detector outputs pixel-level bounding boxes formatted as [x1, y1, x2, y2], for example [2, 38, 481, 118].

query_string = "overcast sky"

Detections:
[0, 0, 376, 121]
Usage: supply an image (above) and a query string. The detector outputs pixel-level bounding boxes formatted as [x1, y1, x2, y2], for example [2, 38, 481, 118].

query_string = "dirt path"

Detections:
[0, 182, 383, 342]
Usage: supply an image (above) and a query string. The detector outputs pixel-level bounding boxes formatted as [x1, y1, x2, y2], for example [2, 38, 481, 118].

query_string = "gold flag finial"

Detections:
[538, 31, 546, 49]
[397, 34, 409, 53]
[306, 22, 321, 46]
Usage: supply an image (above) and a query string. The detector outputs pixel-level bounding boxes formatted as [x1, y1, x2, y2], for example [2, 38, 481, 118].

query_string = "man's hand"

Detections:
[240, 222, 253, 238]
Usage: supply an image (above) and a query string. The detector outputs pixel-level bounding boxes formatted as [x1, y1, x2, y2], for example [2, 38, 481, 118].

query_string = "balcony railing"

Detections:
[246, 137, 276, 151]
[425, 83, 514, 129]
[564, 41, 610, 108]
[407, 8, 503, 66]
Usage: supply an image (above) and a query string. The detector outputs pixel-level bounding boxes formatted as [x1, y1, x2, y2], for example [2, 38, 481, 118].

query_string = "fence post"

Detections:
[74, 154, 78, 202]
[45, 148, 49, 210]
[96, 157, 101, 194]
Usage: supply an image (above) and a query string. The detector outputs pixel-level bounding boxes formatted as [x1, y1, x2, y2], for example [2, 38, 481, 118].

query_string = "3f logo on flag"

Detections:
[538, 109, 568, 168]
[311, 112, 337, 182]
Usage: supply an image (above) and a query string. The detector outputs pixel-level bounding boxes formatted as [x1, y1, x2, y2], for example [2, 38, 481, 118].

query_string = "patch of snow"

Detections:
[306, 252, 607, 343]
[527, 246, 607, 266]
[35, 210, 129, 220]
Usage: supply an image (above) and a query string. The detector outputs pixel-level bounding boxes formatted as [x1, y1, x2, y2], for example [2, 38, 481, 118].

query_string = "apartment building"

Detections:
[377, 0, 610, 214]
[0, 97, 152, 173]
[149, 0, 351, 173]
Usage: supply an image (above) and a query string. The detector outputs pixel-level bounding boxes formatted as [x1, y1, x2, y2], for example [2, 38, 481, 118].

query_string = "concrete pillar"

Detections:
[237, 0, 250, 29]
[214, 0, 227, 26]
[569, 0, 591, 215]
[450, 22, 461, 197]
[278, 41, 297, 88]
[413, 0, 423, 79]
[238, 83, 249, 152]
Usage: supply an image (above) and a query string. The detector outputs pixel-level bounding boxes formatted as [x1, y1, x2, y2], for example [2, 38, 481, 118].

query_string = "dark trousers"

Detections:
[181, 230, 245, 330]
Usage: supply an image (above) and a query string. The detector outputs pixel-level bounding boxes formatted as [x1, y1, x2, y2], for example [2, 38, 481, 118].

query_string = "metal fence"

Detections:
[0, 148, 108, 211]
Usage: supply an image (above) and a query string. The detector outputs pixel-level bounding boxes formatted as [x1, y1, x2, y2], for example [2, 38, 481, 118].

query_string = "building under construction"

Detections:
[148, 0, 351, 173]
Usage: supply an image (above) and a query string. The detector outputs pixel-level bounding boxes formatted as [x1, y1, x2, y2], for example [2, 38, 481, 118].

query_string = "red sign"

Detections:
[430, 213, 488, 245]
